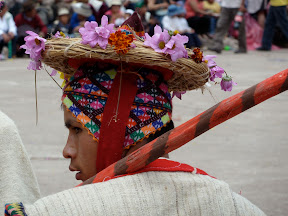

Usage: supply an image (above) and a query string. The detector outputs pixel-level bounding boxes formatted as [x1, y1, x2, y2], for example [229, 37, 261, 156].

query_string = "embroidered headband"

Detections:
[62, 63, 172, 171]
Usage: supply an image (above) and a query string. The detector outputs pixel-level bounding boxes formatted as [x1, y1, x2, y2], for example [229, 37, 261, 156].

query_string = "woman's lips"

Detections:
[69, 166, 82, 180]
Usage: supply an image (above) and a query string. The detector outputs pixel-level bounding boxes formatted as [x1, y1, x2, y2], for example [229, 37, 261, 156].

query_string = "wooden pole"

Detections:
[81, 69, 288, 185]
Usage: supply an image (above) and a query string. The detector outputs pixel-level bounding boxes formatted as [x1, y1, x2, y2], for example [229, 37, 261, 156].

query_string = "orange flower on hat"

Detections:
[191, 48, 203, 63]
[108, 31, 134, 55]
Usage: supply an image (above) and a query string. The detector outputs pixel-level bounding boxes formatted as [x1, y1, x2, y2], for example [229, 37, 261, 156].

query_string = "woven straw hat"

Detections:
[42, 13, 209, 92]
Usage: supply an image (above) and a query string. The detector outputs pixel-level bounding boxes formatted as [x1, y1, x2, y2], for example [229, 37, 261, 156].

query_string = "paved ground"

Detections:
[0, 49, 287, 216]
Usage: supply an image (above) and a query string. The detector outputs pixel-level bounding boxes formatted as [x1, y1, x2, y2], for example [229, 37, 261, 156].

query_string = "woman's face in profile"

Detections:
[63, 108, 98, 181]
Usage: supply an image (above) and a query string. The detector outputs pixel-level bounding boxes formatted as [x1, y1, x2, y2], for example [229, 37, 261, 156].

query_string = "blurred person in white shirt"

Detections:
[162, 4, 202, 48]
[0, 2, 17, 59]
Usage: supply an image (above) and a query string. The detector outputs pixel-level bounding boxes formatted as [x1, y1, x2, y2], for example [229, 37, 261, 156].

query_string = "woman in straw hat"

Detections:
[3, 12, 264, 215]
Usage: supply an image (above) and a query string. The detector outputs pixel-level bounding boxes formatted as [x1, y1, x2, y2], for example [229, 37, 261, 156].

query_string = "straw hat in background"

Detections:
[71, 2, 92, 17]
[58, 7, 70, 16]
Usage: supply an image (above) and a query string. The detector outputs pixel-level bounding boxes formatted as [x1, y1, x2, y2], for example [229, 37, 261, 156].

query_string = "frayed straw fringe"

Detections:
[42, 38, 210, 91]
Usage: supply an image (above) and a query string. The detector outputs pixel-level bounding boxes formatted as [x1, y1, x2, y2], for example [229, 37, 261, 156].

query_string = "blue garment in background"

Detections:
[261, 6, 288, 49]
[70, 13, 96, 30]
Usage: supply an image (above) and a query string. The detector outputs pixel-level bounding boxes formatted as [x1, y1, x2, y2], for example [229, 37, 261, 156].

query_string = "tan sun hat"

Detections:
[58, 8, 70, 16]
[42, 12, 209, 92]
[110, 0, 122, 6]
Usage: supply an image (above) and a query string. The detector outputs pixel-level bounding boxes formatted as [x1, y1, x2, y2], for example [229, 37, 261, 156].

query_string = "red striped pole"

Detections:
[81, 69, 288, 185]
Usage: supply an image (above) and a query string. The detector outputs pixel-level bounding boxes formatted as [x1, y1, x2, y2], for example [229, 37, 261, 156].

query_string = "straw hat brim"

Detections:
[42, 38, 209, 92]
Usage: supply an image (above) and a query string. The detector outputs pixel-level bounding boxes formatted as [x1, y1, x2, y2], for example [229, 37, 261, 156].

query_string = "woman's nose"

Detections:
[63, 134, 76, 159]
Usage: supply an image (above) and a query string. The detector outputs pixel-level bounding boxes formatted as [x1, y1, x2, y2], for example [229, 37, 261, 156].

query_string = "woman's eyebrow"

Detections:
[65, 119, 81, 128]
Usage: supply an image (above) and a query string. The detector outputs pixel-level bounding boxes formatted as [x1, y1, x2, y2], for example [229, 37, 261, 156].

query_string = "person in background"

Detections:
[185, 0, 211, 35]
[36, 0, 56, 28]
[88, 0, 109, 24]
[14, 0, 47, 57]
[208, 0, 247, 54]
[124, 8, 134, 19]
[51, 7, 71, 36]
[147, 0, 171, 24]
[135, 0, 157, 35]
[5, 0, 23, 18]
[105, 0, 125, 25]
[162, 5, 202, 48]
[70, 2, 96, 34]
[247, 0, 268, 28]
[0, 2, 17, 59]
[203, 0, 220, 34]
[256, 0, 288, 51]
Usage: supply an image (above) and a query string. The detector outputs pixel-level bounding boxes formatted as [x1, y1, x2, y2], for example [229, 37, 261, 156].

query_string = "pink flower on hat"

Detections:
[20, 31, 46, 70]
[27, 59, 42, 70]
[20, 31, 46, 59]
[220, 75, 237, 91]
[52, 31, 69, 38]
[172, 91, 186, 100]
[165, 34, 188, 61]
[79, 15, 115, 49]
[144, 25, 188, 61]
[203, 55, 217, 68]
[144, 25, 170, 53]
[210, 65, 225, 82]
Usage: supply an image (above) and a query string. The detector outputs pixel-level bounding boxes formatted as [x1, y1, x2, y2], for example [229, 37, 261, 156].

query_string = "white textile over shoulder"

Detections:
[0, 110, 40, 214]
[23, 171, 266, 216]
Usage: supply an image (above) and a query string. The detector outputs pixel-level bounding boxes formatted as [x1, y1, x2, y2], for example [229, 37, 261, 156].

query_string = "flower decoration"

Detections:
[172, 91, 186, 100]
[51, 69, 57, 76]
[144, 25, 170, 53]
[58, 71, 71, 88]
[202, 54, 236, 91]
[79, 15, 115, 49]
[191, 48, 203, 63]
[20, 31, 46, 70]
[203, 55, 217, 68]
[108, 31, 134, 54]
[144, 25, 188, 61]
[165, 34, 188, 62]
[220, 75, 237, 92]
[52, 31, 68, 39]
[210, 66, 225, 82]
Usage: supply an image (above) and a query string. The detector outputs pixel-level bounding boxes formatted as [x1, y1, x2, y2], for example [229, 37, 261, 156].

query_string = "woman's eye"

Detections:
[73, 127, 82, 134]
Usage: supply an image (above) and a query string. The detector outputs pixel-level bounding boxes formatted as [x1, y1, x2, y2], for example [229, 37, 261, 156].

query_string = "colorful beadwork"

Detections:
[5, 203, 27, 216]
[62, 64, 172, 149]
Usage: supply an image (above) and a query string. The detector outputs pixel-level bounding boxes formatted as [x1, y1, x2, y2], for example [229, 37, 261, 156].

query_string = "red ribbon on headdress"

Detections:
[96, 71, 138, 172]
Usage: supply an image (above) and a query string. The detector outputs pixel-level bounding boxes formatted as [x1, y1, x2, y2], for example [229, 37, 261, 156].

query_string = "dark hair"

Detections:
[23, 0, 36, 13]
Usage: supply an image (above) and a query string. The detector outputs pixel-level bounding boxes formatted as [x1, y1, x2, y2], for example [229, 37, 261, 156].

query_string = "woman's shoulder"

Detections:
[7, 169, 266, 216]
[0, 110, 17, 131]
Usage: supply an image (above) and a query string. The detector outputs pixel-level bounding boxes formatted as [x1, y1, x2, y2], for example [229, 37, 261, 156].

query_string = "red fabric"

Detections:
[244, 13, 280, 51]
[96, 71, 138, 172]
[14, 13, 47, 35]
[185, 0, 204, 18]
[102, 158, 215, 182]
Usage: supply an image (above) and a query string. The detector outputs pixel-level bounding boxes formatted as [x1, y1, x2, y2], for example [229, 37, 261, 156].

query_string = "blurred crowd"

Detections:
[0, 0, 287, 60]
